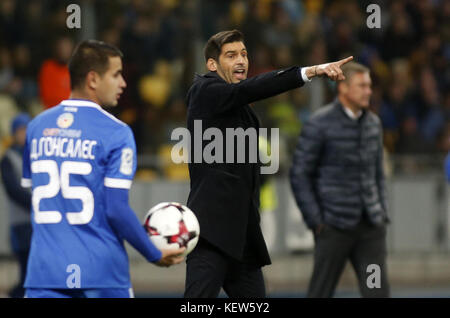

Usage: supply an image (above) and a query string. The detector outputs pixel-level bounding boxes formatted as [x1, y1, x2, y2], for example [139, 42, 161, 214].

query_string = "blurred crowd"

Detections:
[0, 0, 449, 177]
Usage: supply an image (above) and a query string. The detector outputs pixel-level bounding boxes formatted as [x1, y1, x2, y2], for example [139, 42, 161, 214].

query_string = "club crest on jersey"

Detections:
[57, 113, 74, 129]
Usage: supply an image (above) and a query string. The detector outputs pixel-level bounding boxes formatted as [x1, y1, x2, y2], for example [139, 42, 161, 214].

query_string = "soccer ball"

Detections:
[143, 202, 200, 256]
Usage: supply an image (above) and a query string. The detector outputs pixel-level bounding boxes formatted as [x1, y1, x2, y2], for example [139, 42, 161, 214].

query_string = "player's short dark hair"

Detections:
[69, 40, 123, 90]
[341, 62, 370, 83]
[204, 30, 244, 62]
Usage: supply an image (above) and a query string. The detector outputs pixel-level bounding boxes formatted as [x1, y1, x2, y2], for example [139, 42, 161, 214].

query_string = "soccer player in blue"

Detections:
[21, 40, 185, 298]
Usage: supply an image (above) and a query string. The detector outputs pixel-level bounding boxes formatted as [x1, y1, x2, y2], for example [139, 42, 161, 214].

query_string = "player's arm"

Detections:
[104, 127, 184, 267]
[104, 187, 184, 266]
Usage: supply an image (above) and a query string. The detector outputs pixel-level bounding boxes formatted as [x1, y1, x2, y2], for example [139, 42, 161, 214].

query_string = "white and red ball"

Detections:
[143, 202, 199, 256]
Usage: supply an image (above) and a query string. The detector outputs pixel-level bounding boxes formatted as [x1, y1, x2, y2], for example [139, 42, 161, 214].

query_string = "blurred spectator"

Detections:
[247, 44, 274, 77]
[139, 60, 172, 109]
[0, 113, 32, 298]
[38, 35, 73, 109]
[0, 47, 16, 94]
[381, 10, 415, 61]
[266, 93, 301, 155]
[263, 3, 295, 48]
[12, 44, 38, 106]
[327, 18, 358, 61]
[0, 0, 19, 46]
[439, 122, 450, 154]
[417, 67, 445, 144]
[396, 116, 435, 155]
[437, 92, 450, 153]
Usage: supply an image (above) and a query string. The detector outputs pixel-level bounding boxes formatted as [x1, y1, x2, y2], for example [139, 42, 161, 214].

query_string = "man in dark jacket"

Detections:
[184, 29, 353, 298]
[289, 62, 390, 297]
[1, 113, 32, 298]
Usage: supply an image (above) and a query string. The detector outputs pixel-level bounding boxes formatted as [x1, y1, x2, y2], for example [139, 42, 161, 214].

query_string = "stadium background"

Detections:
[1, 0, 450, 297]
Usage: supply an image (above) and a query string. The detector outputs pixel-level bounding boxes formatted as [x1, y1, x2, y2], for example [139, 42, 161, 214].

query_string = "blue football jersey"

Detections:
[22, 99, 138, 288]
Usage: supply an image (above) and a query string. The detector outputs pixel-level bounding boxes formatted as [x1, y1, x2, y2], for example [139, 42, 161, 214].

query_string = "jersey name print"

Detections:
[29, 136, 97, 160]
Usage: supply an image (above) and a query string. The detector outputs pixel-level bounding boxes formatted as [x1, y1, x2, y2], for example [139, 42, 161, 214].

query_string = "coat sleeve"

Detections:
[195, 67, 305, 116]
[289, 119, 324, 230]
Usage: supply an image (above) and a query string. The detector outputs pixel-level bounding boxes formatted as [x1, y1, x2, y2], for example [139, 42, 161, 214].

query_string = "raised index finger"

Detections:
[336, 56, 353, 66]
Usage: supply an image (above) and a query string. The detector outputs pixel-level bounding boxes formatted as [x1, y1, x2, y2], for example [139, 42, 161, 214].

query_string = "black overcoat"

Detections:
[186, 68, 305, 265]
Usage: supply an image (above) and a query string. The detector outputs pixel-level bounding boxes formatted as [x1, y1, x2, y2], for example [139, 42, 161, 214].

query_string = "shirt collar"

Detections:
[342, 104, 363, 120]
[60, 99, 101, 109]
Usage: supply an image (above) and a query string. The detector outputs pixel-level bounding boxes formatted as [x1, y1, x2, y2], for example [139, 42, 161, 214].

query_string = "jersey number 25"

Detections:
[31, 160, 94, 225]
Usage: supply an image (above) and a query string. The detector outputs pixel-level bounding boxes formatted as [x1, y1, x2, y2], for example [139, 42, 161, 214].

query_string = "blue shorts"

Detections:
[25, 287, 134, 298]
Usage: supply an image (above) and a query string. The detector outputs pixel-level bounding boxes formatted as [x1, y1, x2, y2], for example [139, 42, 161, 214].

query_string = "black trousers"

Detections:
[9, 224, 32, 298]
[308, 218, 390, 298]
[184, 238, 265, 298]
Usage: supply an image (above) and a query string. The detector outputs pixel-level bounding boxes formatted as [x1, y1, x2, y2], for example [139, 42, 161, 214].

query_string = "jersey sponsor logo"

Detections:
[57, 113, 74, 129]
[120, 148, 133, 175]
[43, 128, 82, 138]
[63, 106, 78, 112]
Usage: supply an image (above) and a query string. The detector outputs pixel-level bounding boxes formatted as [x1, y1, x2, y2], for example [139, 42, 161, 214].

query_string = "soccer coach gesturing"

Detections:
[184, 29, 352, 298]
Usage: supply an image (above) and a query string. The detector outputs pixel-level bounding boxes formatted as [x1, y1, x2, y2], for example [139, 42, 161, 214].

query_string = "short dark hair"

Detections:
[204, 30, 244, 62]
[68, 40, 123, 89]
[341, 62, 370, 82]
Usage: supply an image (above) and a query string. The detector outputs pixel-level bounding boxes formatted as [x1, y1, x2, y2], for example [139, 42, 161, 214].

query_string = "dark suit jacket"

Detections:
[186, 67, 305, 266]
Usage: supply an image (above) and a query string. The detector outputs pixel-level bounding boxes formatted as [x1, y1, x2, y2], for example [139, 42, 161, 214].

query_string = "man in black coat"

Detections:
[184, 29, 353, 298]
[289, 62, 390, 297]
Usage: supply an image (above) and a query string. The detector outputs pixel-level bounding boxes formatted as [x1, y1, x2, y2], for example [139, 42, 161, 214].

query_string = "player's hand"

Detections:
[307, 56, 353, 81]
[155, 248, 186, 267]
